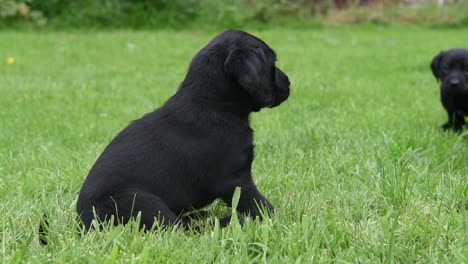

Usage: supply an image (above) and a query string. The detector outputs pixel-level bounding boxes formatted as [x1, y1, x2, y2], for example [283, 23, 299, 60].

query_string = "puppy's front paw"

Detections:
[453, 126, 464, 133]
[218, 215, 245, 227]
[182, 210, 211, 222]
[440, 122, 452, 130]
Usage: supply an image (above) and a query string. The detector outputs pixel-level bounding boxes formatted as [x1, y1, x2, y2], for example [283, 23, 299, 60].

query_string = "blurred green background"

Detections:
[1, 0, 468, 30]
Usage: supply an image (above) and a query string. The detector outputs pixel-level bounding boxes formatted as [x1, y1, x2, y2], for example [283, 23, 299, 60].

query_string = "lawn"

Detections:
[0, 27, 467, 263]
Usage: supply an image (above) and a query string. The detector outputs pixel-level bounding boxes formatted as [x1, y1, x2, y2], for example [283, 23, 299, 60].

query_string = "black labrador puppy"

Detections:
[431, 48, 468, 131]
[76, 30, 290, 230]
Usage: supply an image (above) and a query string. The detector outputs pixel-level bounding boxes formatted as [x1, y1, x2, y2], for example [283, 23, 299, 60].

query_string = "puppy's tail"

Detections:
[38, 213, 49, 245]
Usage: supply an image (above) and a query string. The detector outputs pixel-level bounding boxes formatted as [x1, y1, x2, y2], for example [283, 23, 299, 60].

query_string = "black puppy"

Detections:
[76, 30, 290, 230]
[431, 48, 468, 131]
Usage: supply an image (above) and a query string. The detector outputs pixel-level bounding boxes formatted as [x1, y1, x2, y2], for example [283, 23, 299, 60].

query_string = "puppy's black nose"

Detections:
[449, 79, 460, 87]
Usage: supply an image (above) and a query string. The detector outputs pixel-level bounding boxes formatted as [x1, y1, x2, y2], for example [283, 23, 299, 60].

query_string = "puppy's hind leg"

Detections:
[81, 190, 179, 230]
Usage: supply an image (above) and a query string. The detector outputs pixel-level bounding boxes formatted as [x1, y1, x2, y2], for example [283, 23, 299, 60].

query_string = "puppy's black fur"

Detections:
[431, 48, 468, 131]
[76, 30, 290, 230]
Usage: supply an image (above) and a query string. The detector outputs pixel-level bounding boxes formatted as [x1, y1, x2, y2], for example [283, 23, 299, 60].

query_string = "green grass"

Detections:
[1, 27, 467, 263]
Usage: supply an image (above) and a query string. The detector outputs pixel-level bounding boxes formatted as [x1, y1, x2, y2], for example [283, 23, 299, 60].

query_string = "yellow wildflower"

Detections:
[6, 57, 15, 64]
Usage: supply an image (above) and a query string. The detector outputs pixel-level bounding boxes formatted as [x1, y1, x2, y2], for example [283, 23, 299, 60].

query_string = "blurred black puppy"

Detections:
[77, 30, 290, 230]
[431, 48, 468, 131]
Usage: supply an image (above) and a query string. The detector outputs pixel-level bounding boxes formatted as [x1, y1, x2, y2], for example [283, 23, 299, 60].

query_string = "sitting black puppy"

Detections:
[431, 48, 468, 131]
[76, 30, 290, 230]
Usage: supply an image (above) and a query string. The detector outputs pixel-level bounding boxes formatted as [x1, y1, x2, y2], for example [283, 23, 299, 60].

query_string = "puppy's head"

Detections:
[187, 30, 290, 112]
[431, 48, 468, 95]
[223, 31, 290, 110]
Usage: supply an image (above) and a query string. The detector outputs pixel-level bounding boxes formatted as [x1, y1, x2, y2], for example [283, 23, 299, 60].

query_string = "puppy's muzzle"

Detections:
[449, 79, 460, 87]
[270, 68, 290, 108]
[444, 78, 467, 95]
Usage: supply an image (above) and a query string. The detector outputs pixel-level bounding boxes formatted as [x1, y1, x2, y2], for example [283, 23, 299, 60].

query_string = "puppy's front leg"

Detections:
[224, 177, 274, 219]
[453, 111, 466, 131]
[238, 181, 274, 219]
[441, 110, 454, 130]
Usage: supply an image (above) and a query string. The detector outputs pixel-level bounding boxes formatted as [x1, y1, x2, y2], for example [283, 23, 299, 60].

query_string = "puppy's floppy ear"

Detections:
[431, 51, 445, 81]
[225, 48, 273, 107]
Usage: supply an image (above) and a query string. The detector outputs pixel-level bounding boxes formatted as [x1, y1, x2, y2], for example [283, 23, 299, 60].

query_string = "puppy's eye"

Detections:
[441, 66, 449, 73]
